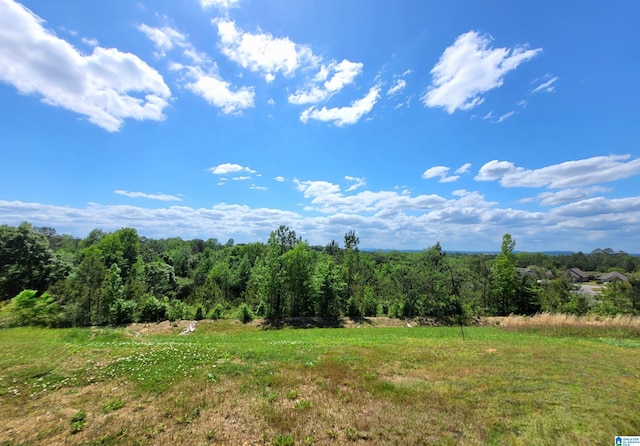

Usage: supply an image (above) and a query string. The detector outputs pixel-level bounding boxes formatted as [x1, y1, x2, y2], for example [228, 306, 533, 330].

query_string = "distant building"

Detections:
[566, 267, 590, 282]
[598, 271, 628, 283]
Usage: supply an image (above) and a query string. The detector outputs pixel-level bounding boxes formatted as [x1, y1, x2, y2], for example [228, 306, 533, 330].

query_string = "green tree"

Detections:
[490, 234, 519, 315]
[0, 223, 67, 300]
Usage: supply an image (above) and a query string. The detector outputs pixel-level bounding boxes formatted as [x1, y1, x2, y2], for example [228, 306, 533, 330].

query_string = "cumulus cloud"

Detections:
[137, 22, 254, 115]
[115, 190, 182, 201]
[288, 59, 363, 105]
[274, 176, 286, 182]
[299, 85, 381, 126]
[214, 19, 319, 82]
[209, 163, 256, 175]
[476, 154, 640, 188]
[0, 0, 171, 132]
[176, 65, 255, 114]
[422, 31, 541, 113]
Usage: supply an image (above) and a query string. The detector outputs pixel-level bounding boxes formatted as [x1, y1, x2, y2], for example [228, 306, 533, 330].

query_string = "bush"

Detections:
[109, 298, 136, 325]
[167, 299, 186, 321]
[208, 303, 225, 320]
[137, 295, 167, 323]
[0, 290, 60, 327]
[194, 305, 204, 321]
[236, 303, 253, 324]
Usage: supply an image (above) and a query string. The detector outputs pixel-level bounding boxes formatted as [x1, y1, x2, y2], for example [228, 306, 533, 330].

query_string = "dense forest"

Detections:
[1, 222, 639, 328]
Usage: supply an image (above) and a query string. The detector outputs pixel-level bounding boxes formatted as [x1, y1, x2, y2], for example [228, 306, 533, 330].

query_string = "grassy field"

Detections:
[1, 318, 639, 445]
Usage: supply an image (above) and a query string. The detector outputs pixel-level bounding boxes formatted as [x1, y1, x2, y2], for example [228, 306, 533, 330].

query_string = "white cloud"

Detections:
[274, 176, 286, 182]
[531, 74, 558, 93]
[521, 186, 611, 206]
[250, 184, 268, 191]
[0, 0, 171, 132]
[177, 65, 255, 114]
[209, 163, 256, 175]
[454, 163, 472, 174]
[422, 165, 461, 183]
[494, 110, 515, 123]
[200, 0, 240, 9]
[422, 166, 449, 179]
[422, 31, 541, 113]
[386, 78, 407, 96]
[214, 19, 319, 82]
[300, 85, 381, 126]
[288, 59, 363, 105]
[476, 155, 640, 188]
[81, 37, 98, 47]
[115, 190, 182, 201]
[345, 176, 366, 192]
[3, 185, 640, 251]
[232, 176, 251, 181]
[137, 23, 186, 56]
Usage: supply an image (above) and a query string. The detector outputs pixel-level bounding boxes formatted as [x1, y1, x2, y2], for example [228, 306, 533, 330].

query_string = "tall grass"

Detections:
[490, 312, 640, 328]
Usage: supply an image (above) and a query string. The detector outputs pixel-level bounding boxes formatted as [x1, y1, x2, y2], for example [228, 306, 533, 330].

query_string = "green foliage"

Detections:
[273, 434, 295, 446]
[137, 294, 168, 322]
[208, 303, 225, 320]
[237, 303, 253, 324]
[1, 223, 638, 328]
[0, 222, 68, 300]
[102, 398, 124, 413]
[69, 410, 87, 434]
[0, 290, 60, 327]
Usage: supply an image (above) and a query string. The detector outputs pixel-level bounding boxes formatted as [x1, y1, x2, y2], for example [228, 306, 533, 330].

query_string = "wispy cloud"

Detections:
[0, 0, 170, 132]
[200, 0, 240, 9]
[137, 23, 187, 57]
[531, 73, 558, 93]
[288, 59, 363, 105]
[345, 176, 366, 192]
[476, 154, 640, 188]
[422, 31, 541, 113]
[386, 78, 407, 96]
[274, 176, 286, 182]
[300, 85, 381, 126]
[422, 163, 471, 183]
[115, 190, 182, 201]
[520, 186, 611, 206]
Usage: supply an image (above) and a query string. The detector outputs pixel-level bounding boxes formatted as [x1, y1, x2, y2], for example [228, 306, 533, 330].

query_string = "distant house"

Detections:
[598, 271, 628, 283]
[566, 267, 590, 282]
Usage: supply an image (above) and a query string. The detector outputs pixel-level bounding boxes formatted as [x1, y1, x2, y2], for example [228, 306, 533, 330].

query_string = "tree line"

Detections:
[1, 222, 639, 327]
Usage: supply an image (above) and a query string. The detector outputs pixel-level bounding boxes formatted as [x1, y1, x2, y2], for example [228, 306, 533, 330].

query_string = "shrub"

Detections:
[109, 298, 136, 325]
[237, 303, 253, 324]
[0, 290, 59, 327]
[208, 303, 224, 320]
[137, 294, 168, 323]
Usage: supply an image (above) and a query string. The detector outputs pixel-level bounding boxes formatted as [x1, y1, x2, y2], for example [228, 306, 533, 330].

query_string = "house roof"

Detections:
[567, 267, 589, 279]
[599, 271, 628, 282]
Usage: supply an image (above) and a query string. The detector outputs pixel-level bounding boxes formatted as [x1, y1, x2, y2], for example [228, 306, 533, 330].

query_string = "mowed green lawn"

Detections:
[1, 321, 639, 445]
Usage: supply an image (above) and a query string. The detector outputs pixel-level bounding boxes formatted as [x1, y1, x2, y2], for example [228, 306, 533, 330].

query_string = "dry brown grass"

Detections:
[486, 312, 640, 328]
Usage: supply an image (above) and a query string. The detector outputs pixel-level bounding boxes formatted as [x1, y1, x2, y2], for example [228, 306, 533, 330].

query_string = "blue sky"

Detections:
[1, 0, 639, 251]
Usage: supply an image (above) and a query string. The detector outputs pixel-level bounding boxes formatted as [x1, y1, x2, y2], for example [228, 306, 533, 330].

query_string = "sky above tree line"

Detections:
[1, 0, 639, 252]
